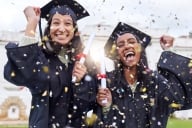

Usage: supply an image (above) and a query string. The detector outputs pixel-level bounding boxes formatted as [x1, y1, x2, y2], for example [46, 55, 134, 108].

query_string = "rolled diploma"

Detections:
[100, 55, 107, 104]
[72, 33, 95, 83]
[101, 56, 106, 88]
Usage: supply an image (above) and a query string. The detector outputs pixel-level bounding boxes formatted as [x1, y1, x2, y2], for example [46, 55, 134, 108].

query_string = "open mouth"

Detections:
[125, 51, 135, 61]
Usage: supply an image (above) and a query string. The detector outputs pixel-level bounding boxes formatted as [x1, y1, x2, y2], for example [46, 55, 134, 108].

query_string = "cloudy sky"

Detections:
[0, 0, 191, 36]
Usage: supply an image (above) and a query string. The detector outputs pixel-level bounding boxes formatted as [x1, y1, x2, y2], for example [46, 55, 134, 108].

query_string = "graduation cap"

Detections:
[39, 0, 89, 39]
[104, 22, 151, 59]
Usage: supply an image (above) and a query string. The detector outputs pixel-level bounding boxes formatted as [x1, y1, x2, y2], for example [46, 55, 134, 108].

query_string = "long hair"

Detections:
[41, 16, 97, 75]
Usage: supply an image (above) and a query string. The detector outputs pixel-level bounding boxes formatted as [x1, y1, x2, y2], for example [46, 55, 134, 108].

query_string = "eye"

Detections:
[51, 20, 60, 26]
[117, 41, 125, 48]
[127, 39, 137, 45]
[129, 41, 136, 44]
[64, 22, 73, 26]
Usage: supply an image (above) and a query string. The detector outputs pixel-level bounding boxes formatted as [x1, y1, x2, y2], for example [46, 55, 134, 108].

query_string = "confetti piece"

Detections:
[10, 71, 16, 77]
[42, 66, 49, 73]
[170, 103, 181, 108]
[84, 113, 97, 126]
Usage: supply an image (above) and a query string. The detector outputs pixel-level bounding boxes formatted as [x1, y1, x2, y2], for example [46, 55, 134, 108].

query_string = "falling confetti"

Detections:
[10, 71, 16, 77]
[120, 6, 124, 10]
[84, 113, 97, 126]
[64, 87, 68, 93]
[170, 103, 182, 109]
[188, 60, 192, 67]
[110, 44, 116, 54]
[42, 90, 48, 96]
[140, 87, 147, 92]
[42, 66, 49, 73]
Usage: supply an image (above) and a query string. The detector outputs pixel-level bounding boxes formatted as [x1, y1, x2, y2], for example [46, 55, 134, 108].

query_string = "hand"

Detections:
[72, 61, 87, 82]
[96, 88, 112, 107]
[24, 6, 41, 22]
[23, 6, 41, 37]
[160, 35, 174, 50]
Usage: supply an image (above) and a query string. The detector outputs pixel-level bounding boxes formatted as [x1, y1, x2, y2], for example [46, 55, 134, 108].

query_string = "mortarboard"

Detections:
[39, 0, 89, 39]
[104, 22, 151, 60]
[41, 0, 89, 21]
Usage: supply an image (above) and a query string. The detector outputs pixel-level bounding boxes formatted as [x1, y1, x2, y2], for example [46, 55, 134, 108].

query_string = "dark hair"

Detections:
[41, 16, 97, 75]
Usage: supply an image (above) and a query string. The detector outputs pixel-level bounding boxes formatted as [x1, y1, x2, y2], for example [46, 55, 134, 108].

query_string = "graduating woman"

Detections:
[4, 0, 97, 128]
[94, 22, 192, 128]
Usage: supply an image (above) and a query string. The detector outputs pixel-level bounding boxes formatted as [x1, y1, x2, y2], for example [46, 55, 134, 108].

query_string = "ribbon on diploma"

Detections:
[97, 74, 107, 79]
[75, 53, 86, 61]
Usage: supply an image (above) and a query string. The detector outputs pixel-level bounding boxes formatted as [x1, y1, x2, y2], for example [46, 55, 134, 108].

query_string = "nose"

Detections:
[58, 24, 66, 33]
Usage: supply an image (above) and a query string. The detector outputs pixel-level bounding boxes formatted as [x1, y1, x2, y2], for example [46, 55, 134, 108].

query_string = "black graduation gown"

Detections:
[93, 51, 192, 128]
[4, 43, 97, 128]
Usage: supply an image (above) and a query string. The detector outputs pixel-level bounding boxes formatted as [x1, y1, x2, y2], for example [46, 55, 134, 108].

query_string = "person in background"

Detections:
[94, 22, 192, 128]
[4, 0, 98, 128]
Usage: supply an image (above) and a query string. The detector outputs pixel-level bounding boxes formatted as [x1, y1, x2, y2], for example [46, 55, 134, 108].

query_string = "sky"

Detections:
[0, 0, 192, 37]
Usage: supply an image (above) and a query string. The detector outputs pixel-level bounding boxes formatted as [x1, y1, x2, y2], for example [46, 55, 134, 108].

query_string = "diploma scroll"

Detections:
[72, 33, 95, 83]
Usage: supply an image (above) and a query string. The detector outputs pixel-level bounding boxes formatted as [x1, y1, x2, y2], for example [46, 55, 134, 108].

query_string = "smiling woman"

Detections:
[3, 0, 98, 128]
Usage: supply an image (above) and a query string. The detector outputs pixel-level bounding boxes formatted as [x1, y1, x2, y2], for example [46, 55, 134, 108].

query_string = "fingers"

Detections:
[97, 88, 112, 107]
[160, 35, 174, 44]
[33, 7, 41, 16]
[24, 6, 40, 22]
[72, 61, 87, 82]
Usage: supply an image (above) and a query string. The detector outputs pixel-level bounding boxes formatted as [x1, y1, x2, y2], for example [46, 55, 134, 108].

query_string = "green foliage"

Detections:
[167, 118, 192, 128]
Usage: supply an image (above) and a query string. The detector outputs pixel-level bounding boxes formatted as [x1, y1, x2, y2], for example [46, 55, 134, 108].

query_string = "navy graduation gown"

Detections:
[4, 43, 97, 128]
[93, 51, 192, 128]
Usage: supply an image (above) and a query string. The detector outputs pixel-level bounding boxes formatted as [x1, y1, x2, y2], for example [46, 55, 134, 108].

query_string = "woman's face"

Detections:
[50, 14, 75, 46]
[116, 33, 142, 67]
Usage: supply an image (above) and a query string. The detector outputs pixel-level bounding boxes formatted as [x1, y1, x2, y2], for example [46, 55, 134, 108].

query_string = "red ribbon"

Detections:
[97, 74, 107, 79]
[75, 53, 86, 61]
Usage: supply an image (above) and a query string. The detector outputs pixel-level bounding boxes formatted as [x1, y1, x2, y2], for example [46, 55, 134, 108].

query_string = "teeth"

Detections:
[55, 34, 67, 38]
[125, 51, 134, 57]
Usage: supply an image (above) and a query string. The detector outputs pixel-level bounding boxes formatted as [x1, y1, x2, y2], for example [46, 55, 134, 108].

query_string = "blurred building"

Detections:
[0, 31, 31, 125]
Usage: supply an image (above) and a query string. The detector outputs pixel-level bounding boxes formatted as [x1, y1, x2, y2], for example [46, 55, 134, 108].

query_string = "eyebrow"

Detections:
[117, 38, 136, 44]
